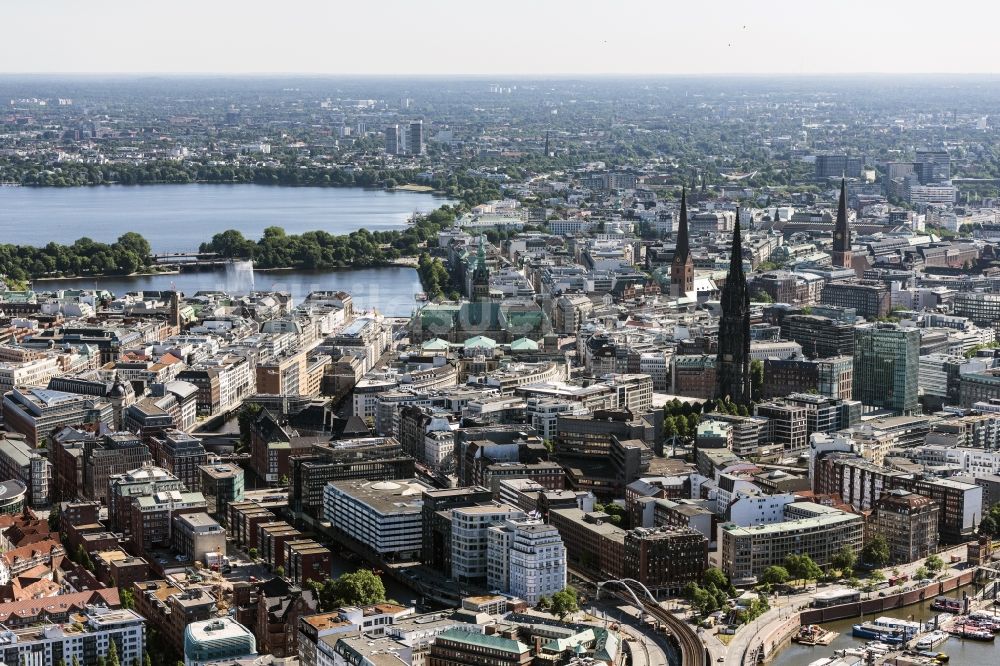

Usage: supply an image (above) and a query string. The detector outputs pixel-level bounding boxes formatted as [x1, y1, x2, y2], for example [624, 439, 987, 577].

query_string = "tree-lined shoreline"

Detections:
[0, 201, 479, 297]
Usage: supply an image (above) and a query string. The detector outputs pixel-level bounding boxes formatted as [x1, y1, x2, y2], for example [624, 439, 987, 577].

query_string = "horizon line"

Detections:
[2, 71, 1000, 79]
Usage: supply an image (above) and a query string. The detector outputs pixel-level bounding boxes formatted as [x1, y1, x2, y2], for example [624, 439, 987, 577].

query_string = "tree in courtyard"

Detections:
[925, 554, 944, 573]
[550, 587, 580, 619]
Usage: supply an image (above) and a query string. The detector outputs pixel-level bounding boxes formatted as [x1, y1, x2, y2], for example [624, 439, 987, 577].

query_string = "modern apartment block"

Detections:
[0, 607, 146, 666]
[107, 464, 186, 538]
[754, 402, 808, 451]
[720, 502, 863, 585]
[384, 124, 402, 155]
[909, 476, 981, 544]
[289, 437, 415, 520]
[408, 120, 425, 156]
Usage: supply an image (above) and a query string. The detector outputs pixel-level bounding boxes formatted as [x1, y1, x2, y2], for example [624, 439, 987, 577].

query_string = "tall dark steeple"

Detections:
[833, 178, 852, 269]
[670, 189, 694, 298]
[716, 210, 751, 404]
[472, 235, 490, 300]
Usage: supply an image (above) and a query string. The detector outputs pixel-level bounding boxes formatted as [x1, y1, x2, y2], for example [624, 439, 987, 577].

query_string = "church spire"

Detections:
[676, 188, 690, 262]
[833, 178, 852, 269]
[727, 210, 746, 283]
[716, 209, 751, 404]
[669, 188, 694, 298]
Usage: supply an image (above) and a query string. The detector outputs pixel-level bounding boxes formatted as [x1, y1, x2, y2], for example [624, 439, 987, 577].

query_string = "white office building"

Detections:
[323, 478, 429, 560]
[486, 518, 566, 605]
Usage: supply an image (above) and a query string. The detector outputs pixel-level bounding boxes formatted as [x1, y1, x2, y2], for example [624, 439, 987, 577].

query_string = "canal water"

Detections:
[769, 585, 997, 665]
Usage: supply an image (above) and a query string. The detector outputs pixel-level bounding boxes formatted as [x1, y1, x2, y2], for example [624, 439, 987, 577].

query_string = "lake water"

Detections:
[0, 184, 453, 252]
[34, 265, 424, 317]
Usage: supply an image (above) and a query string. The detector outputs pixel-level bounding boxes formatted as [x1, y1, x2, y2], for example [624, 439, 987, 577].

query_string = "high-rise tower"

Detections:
[670, 189, 694, 299]
[408, 120, 425, 156]
[385, 124, 402, 155]
[716, 211, 751, 404]
[832, 179, 852, 269]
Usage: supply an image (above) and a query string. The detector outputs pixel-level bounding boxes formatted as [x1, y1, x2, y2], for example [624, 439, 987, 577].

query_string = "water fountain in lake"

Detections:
[224, 260, 255, 294]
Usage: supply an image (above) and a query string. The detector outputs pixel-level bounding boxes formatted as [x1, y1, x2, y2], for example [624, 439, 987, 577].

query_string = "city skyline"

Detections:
[5, 0, 1000, 75]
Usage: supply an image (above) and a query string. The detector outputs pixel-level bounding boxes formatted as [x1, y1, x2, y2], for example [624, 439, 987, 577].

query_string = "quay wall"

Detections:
[800, 570, 976, 624]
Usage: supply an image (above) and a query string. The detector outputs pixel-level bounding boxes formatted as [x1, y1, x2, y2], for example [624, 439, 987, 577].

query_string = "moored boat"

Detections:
[915, 630, 949, 649]
[852, 622, 904, 643]
[957, 624, 995, 641]
[873, 616, 920, 639]
[930, 596, 963, 613]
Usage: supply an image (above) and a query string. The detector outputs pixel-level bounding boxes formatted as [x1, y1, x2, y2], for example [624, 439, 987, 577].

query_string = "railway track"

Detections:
[572, 566, 707, 666]
[632, 593, 707, 666]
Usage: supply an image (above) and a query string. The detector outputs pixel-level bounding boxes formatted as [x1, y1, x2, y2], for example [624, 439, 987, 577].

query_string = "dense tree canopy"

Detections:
[861, 536, 890, 568]
[0, 233, 154, 282]
[309, 569, 387, 612]
[549, 587, 580, 619]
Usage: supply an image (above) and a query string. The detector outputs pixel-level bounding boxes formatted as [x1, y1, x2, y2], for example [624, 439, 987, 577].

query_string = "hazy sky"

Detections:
[5, 0, 1000, 75]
